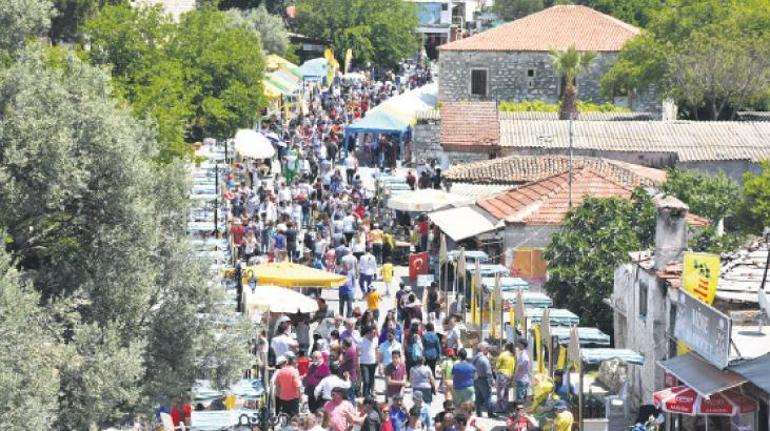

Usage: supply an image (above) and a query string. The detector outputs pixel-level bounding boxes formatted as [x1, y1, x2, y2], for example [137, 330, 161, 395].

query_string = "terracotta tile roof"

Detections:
[499, 119, 770, 162]
[424, 110, 660, 121]
[444, 155, 666, 186]
[441, 101, 499, 151]
[440, 5, 639, 52]
[477, 167, 636, 224]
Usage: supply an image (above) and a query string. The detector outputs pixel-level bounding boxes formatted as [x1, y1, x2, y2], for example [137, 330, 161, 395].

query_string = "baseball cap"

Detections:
[555, 400, 568, 410]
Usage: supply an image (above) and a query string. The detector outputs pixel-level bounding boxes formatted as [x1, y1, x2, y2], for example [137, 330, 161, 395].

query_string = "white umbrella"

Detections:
[233, 129, 275, 159]
[242, 285, 318, 320]
[387, 189, 469, 212]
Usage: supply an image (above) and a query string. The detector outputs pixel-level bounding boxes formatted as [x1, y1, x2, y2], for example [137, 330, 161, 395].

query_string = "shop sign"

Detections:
[673, 289, 731, 369]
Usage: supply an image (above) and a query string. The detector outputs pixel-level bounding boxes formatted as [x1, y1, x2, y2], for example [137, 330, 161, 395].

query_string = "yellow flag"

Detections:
[534, 324, 545, 373]
[490, 291, 496, 337]
[470, 276, 477, 325]
[556, 345, 567, 370]
[343, 48, 353, 74]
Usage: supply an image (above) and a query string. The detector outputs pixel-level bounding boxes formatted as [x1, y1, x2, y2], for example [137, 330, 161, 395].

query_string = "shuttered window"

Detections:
[470, 69, 487, 96]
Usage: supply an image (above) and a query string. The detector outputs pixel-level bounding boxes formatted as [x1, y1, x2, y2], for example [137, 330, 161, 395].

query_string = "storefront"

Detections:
[657, 353, 760, 431]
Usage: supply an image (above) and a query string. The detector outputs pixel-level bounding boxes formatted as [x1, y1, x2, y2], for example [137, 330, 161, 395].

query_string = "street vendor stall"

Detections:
[387, 188, 470, 212]
[233, 129, 275, 160]
[242, 261, 346, 289]
[241, 284, 319, 321]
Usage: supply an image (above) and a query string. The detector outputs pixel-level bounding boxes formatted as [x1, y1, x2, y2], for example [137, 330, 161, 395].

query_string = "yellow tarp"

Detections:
[242, 262, 346, 289]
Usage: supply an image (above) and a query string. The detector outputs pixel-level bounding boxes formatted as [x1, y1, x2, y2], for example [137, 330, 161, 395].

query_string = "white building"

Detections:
[409, 0, 488, 58]
[132, 0, 196, 20]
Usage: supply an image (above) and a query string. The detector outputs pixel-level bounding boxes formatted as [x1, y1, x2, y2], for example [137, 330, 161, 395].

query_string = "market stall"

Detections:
[241, 284, 319, 321]
[386, 188, 470, 212]
[242, 261, 346, 289]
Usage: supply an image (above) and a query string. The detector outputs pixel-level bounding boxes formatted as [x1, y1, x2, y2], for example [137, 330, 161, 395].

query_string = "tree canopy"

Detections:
[544, 190, 654, 333]
[0, 0, 54, 57]
[295, 0, 420, 69]
[602, 0, 770, 119]
[0, 47, 250, 428]
[83, 5, 266, 161]
[225, 5, 290, 55]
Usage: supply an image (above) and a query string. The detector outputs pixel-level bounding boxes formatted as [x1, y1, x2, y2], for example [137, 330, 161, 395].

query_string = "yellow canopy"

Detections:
[242, 262, 346, 289]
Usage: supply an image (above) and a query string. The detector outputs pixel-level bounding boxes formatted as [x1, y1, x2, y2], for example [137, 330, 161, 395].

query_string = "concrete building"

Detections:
[611, 200, 770, 430]
[437, 5, 658, 111]
[411, 0, 489, 59]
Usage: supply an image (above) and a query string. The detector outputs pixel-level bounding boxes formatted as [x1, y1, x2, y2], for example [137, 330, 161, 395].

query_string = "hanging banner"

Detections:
[408, 252, 429, 280]
[343, 48, 353, 74]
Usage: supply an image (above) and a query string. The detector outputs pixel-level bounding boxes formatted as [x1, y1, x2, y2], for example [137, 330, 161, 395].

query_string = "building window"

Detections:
[639, 279, 648, 319]
[527, 69, 535, 77]
[470, 69, 487, 96]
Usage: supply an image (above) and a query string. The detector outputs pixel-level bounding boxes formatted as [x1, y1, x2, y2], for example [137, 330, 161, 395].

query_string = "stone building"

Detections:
[437, 5, 658, 111]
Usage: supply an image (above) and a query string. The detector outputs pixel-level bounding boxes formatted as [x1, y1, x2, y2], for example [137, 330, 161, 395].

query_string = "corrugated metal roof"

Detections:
[729, 353, 770, 395]
[499, 119, 770, 162]
[658, 353, 746, 397]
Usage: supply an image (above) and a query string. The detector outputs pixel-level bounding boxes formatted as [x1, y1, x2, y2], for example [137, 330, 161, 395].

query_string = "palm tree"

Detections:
[550, 45, 597, 120]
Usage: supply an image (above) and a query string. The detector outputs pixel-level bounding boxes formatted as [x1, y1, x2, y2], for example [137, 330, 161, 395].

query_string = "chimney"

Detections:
[654, 195, 689, 270]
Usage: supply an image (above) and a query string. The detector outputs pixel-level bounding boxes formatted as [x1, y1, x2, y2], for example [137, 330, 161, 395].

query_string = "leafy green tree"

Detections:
[550, 45, 596, 119]
[493, 0, 544, 21]
[544, 191, 654, 333]
[662, 168, 741, 224]
[0, 0, 54, 56]
[0, 47, 251, 426]
[603, 0, 770, 119]
[171, 8, 265, 141]
[83, 5, 266, 159]
[0, 246, 63, 429]
[584, 0, 662, 27]
[218, 0, 283, 13]
[226, 5, 290, 55]
[739, 162, 770, 234]
[295, 0, 420, 69]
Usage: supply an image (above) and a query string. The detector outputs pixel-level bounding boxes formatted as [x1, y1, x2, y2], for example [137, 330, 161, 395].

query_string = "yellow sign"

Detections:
[683, 252, 719, 304]
[678, 252, 720, 355]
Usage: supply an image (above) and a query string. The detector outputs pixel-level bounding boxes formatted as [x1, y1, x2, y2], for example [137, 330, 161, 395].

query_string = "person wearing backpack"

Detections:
[404, 322, 423, 375]
[421, 322, 442, 376]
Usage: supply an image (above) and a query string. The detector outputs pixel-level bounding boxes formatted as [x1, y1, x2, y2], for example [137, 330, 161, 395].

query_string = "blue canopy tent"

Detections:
[344, 83, 438, 163]
[344, 110, 410, 164]
[298, 57, 327, 81]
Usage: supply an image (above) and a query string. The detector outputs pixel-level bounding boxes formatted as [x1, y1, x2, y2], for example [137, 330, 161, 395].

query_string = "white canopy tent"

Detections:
[233, 129, 275, 159]
[241, 284, 318, 321]
[387, 188, 471, 212]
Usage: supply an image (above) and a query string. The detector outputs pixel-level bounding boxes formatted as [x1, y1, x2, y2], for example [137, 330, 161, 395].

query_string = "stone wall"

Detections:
[412, 122, 491, 166]
[438, 50, 658, 112]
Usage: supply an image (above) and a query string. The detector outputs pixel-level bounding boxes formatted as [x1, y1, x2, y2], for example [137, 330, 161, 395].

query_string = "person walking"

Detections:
[384, 350, 408, 401]
[377, 329, 400, 374]
[388, 395, 408, 431]
[314, 364, 351, 404]
[439, 348, 457, 403]
[324, 387, 363, 431]
[412, 391, 433, 431]
[303, 351, 330, 413]
[339, 268, 354, 317]
[409, 356, 436, 404]
[339, 338, 359, 403]
[472, 342, 494, 418]
[366, 286, 382, 323]
[359, 326, 378, 398]
[361, 397, 384, 431]
[451, 349, 475, 408]
[274, 354, 302, 417]
[514, 339, 531, 404]
[495, 343, 517, 414]
[421, 322, 442, 376]
[359, 248, 377, 295]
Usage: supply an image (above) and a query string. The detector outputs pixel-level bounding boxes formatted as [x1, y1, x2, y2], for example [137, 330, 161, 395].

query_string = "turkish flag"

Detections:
[409, 252, 429, 280]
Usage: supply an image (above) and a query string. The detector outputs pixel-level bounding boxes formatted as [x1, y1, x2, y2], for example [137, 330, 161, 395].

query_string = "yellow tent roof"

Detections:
[243, 262, 347, 289]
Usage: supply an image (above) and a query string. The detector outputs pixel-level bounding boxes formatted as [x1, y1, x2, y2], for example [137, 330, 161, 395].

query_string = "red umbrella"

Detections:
[653, 386, 757, 416]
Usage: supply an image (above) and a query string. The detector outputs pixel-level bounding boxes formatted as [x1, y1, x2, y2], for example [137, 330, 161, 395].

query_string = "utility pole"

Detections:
[568, 112, 575, 209]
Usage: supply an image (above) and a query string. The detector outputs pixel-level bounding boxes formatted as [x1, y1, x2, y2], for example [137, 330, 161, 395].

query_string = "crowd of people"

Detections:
[172, 64, 577, 431]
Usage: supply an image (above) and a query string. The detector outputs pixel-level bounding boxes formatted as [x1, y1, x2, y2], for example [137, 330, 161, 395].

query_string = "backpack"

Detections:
[409, 335, 422, 363]
[422, 333, 440, 361]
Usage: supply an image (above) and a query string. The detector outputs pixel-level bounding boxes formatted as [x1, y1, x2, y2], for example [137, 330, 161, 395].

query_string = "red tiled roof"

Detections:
[440, 5, 640, 52]
[477, 167, 635, 224]
[441, 101, 499, 151]
[444, 155, 666, 186]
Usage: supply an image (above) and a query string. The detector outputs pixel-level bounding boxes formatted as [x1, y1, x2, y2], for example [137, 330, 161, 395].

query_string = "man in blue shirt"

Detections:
[339, 269, 354, 317]
[451, 348, 476, 408]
